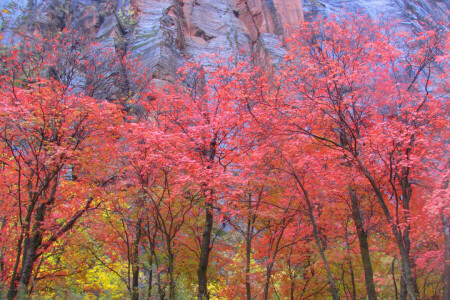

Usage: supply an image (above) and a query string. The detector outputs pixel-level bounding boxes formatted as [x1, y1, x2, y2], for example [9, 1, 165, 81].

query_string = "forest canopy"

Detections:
[0, 11, 449, 300]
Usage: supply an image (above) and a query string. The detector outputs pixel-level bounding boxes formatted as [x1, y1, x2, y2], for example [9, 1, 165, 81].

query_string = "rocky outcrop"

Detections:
[1, 0, 446, 86]
[303, 0, 449, 31]
[1, 0, 301, 81]
[129, 0, 184, 80]
[235, 0, 303, 41]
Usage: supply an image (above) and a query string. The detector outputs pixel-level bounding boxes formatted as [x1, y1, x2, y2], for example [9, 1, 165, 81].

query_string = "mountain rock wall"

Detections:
[6, 0, 302, 81]
[1, 0, 447, 83]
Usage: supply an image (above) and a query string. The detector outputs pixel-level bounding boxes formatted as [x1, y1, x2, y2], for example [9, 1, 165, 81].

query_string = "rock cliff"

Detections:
[1, 0, 304, 80]
[0, 0, 447, 83]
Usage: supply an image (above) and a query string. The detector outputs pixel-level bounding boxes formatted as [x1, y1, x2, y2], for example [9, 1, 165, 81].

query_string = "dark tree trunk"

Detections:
[157, 272, 165, 299]
[290, 279, 295, 300]
[245, 211, 252, 300]
[197, 140, 216, 300]
[357, 161, 418, 300]
[18, 200, 48, 296]
[442, 214, 450, 300]
[197, 203, 213, 300]
[168, 247, 176, 300]
[400, 266, 408, 300]
[349, 187, 377, 300]
[294, 174, 339, 300]
[391, 257, 399, 300]
[147, 255, 153, 299]
[263, 263, 274, 300]
[344, 223, 356, 300]
[131, 219, 142, 300]
[6, 233, 24, 300]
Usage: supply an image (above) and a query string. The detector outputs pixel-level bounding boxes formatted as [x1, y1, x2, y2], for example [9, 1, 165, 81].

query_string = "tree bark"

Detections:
[18, 199, 48, 296]
[294, 174, 339, 300]
[131, 218, 142, 300]
[157, 271, 165, 299]
[245, 218, 252, 300]
[391, 257, 399, 300]
[197, 140, 216, 300]
[443, 214, 450, 299]
[356, 160, 418, 300]
[344, 222, 356, 300]
[197, 202, 213, 300]
[147, 255, 153, 299]
[168, 246, 176, 300]
[349, 187, 377, 300]
[263, 263, 274, 300]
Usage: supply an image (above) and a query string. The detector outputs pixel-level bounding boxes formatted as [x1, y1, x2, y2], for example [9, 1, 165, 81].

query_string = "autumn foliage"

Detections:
[0, 13, 448, 300]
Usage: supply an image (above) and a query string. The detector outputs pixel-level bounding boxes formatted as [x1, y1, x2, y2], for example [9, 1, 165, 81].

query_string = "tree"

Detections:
[280, 13, 448, 299]
[146, 57, 269, 299]
[0, 50, 122, 297]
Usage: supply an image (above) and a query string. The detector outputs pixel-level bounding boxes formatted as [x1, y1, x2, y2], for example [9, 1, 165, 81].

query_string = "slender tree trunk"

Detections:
[263, 263, 274, 300]
[197, 202, 213, 300]
[443, 214, 450, 299]
[197, 139, 216, 300]
[245, 213, 252, 300]
[6, 232, 24, 300]
[309, 201, 338, 300]
[131, 219, 142, 300]
[357, 161, 417, 299]
[294, 174, 339, 300]
[147, 255, 153, 299]
[157, 272, 165, 299]
[400, 265, 408, 300]
[344, 223, 356, 300]
[391, 257, 399, 300]
[400, 174, 420, 298]
[349, 187, 377, 299]
[167, 247, 176, 300]
[18, 201, 48, 296]
[287, 249, 296, 300]
[290, 279, 295, 300]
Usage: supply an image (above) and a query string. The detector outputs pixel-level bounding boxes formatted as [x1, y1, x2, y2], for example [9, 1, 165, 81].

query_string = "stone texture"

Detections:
[256, 32, 286, 73]
[303, 0, 449, 31]
[129, 0, 184, 80]
[235, 0, 303, 41]
[182, 0, 251, 65]
[2, 0, 446, 86]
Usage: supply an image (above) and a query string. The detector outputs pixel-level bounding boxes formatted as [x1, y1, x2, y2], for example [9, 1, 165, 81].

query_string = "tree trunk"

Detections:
[197, 138, 217, 300]
[18, 200, 48, 296]
[168, 248, 176, 300]
[6, 232, 24, 300]
[147, 255, 153, 299]
[245, 212, 252, 300]
[157, 272, 165, 299]
[263, 263, 274, 300]
[290, 279, 295, 300]
[197, 203, 213, 300]
[442, 214, 450, 299]
[131, 219, 142, 300]
[349, 187, 377, 300]
[357, 161, 417, 299]
[294, 174, 339, 300]
[344, 223, 356, 300]
[391, 257, 399, 300]
[400, 265, 408, 300]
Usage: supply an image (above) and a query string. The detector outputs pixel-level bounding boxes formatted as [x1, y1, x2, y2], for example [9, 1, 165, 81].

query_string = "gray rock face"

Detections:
[129, 0, 184, 80]
[256, 33, 285, 73]
[181, 0, 251, 65]
[303, 0, 449, 31]
[1, 0, 298, 79]
[1, 0, 447, 85]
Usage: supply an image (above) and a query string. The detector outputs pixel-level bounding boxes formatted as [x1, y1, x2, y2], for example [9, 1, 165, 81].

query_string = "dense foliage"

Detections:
[0, 14, 448, 300]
